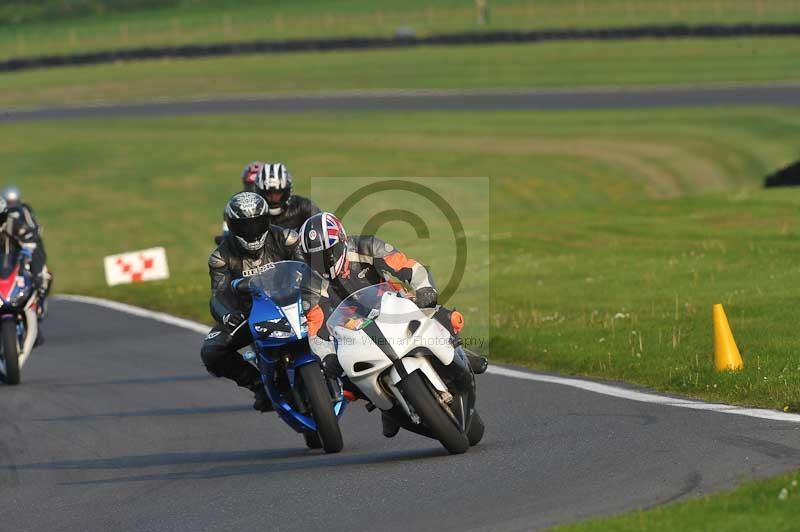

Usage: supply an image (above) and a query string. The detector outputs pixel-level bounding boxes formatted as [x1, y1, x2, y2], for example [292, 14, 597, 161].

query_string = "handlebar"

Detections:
[231, 277, 252, 295]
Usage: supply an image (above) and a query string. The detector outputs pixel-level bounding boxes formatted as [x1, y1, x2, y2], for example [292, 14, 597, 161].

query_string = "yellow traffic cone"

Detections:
[713, 304, 744, 371]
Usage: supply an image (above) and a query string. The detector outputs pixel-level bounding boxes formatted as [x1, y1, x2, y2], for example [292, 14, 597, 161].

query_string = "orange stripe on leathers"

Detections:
[383, 251, 417, 271]
[307, 305, 324, 337]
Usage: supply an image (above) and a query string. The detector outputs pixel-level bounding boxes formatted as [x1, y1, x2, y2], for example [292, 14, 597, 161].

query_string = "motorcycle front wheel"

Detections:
[298, 362, 343, 454]
[466, 410, 485, 446]
[400, 371, 469, 455]
[303, 432, 323, 449]
[0, 319, 20, 385]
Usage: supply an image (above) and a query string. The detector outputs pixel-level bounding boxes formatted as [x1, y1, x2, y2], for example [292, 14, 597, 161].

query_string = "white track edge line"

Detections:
[55, 294, 800, 424]
[56, 294, 210, 335]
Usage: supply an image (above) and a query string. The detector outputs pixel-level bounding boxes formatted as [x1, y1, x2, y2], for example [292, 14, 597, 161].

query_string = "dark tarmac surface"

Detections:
[2, 85, 799, 122]
[1, 299, 798, 531]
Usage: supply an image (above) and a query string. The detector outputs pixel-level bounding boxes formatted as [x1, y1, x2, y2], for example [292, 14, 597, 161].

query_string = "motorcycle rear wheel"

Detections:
[1, 320, 20, 385]
[401, 371, 469, 455]
[299, 363, 343, 454]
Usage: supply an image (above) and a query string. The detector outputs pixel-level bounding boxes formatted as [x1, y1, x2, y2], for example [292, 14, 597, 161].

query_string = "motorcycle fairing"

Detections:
[0, 259, 37, 372]
[249, 291, 346, 434]
[334, 292, 458, 412]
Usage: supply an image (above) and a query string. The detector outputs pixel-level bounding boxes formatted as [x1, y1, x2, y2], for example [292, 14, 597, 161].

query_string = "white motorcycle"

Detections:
[327, 283, 484, 454]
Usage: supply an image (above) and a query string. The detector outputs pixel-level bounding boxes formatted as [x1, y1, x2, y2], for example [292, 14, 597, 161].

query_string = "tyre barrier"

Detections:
[1, 23, 799, 73]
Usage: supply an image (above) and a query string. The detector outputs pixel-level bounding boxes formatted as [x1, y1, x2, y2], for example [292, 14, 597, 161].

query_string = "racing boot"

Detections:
[36, 288, 48, 320]
[37, 269, 52, 320]
[452, 337, 488, 375]
[251, 382, 273, 412]
[224, 357, 272, 412]
[381, 412, 400, 438]
[324, 354, 364, 402]
[466, 350, 488, 375]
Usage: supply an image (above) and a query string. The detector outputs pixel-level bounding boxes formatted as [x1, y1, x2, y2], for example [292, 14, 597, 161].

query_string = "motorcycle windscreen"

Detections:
[326, 283, 412, 337]
[248, 260, 324, 308]
[281, 302, 305, 339]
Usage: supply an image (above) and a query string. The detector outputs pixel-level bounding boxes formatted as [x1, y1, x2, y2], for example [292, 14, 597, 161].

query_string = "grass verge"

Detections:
[1, 106, 798, 410]
[1, 37, 798, 109]
[555, 470, 800, 531]
[2, 0, 799, 60]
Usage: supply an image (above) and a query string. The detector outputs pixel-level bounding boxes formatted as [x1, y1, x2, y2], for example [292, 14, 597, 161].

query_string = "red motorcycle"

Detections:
[0, 250, 39, 385]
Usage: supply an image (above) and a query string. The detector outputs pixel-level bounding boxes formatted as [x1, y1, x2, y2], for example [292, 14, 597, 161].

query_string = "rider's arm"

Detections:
[367, 236, 438, 305]
[271, 226, 303, 261]
[6, 211, 39, 261]
[208, 248, 238, 323]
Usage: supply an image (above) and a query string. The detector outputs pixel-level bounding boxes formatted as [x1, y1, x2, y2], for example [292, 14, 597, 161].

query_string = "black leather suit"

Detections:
[269, 195, 321, 231]
[200, 226, 302, 389]
[1, 205, 48, 293]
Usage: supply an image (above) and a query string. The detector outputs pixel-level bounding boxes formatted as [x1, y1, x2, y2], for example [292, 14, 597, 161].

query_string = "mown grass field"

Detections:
[1, 107, 798, 411]
[1, 37, 797, 109]
[556, 470, 800, 531]
[2, 0, 799, 60]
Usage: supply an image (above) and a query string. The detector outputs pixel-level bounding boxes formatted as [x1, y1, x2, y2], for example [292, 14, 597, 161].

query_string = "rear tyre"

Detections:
[401, 371, 469, 455]
[299, 363, 343, 454]
[303, 432, 323, 449]
[1, 320, 20, 385]
[466, 411, 485, 446]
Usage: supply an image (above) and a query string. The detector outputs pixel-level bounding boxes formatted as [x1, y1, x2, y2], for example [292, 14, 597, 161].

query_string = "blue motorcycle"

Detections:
[234, 260, 346, 453]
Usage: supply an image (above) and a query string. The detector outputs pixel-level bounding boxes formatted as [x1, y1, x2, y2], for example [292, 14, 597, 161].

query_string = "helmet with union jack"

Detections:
[256, 163, 292, 216]
[241, 161, 265, 192]
[299, 212, 348, 280]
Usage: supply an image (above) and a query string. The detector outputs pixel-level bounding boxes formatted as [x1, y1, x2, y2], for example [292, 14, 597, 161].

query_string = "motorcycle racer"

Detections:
[0, 193, 50, 327]
[298, 212, 488, 437]
[255, 163, 320, 231]
[201, 192, 303, 412]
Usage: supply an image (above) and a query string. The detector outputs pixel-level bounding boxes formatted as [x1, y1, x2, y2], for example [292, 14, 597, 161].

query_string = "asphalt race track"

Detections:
[1, 299, 798, 532]
[2, 84, 800, 122]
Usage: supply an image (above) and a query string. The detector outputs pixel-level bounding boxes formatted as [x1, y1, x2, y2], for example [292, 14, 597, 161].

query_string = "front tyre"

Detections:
[298, 363, 343, 454]
[401, 371, 469, 455]
[466, 411, 485, 446]
[1, 320, 20, 385]
[303, 432, 323, 449]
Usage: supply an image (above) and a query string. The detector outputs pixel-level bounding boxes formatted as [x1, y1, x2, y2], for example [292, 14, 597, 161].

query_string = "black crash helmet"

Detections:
[224, 192, 271, 254]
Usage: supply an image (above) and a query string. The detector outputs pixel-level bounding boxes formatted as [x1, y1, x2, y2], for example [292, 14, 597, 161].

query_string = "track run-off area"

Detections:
[1, 297, 798, 532]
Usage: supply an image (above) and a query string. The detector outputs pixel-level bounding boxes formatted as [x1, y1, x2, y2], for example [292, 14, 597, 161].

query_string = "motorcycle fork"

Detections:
[277, 353, 310, 414]
[430, 355, 476, 432]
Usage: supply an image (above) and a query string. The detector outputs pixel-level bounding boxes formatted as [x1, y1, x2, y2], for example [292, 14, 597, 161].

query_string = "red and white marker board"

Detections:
[104, 247, 170, 286]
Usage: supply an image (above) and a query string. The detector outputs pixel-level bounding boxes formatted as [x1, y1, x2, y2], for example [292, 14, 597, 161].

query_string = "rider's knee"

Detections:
[200, 335, 228, 374]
